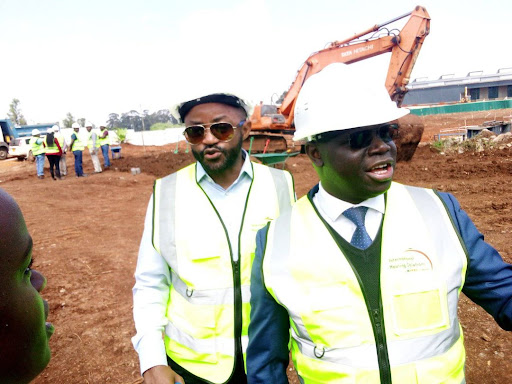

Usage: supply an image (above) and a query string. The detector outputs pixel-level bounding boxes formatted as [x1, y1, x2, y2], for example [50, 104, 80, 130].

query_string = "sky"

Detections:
[0, 0, 510, 126]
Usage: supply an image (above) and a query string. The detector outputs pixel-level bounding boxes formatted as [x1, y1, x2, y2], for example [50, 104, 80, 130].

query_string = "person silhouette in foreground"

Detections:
[0, 188, 54, 383]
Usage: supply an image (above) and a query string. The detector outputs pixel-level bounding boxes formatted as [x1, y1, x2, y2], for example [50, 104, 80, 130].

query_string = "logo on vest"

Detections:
[388, 249, 433, 272]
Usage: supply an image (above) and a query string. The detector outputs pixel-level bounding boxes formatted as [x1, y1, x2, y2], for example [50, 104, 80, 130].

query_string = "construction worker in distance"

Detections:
[132, 92, 296, 384]
[246, 63, 512, 384]
[44, 127, 63, 180]
[29, 129, 46, 179]
[0, 188, 54, 383]
[69, 122, 86, 178]
[53, 125, 68, 176]
[85, 122, 102, 173]
[98, 124, 111, 169]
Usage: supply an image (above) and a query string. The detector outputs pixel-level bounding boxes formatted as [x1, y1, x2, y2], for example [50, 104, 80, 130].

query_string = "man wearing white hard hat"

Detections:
[246, 63, 512, 383]
[85, 122, 102, 173]
[69, 123, 86, 177]
[132, 92, 295, 384]
[29, 129, 46, 179]
[53, 125, 68, 176]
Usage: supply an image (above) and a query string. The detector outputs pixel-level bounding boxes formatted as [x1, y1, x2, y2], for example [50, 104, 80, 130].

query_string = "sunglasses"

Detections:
[315, 124, 399, 149]
[183, 121, 245, 145]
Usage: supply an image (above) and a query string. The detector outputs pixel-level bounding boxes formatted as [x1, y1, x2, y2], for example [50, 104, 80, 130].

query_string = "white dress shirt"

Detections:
[312, 182, 385, 242]
[132, 152, 253, 374]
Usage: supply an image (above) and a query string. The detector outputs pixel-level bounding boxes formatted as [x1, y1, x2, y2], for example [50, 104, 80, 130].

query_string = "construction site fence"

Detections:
[408, 99, 512, 116]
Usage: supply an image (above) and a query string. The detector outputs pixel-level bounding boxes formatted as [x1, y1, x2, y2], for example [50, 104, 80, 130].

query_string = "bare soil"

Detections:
[1, 111, 511, 384]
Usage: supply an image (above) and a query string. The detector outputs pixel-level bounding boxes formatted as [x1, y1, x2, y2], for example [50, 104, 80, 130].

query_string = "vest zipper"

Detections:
[232, 258, 243, 374]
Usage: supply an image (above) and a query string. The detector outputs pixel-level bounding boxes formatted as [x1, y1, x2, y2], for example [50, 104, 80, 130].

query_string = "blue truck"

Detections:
[0, 119, 55, 160]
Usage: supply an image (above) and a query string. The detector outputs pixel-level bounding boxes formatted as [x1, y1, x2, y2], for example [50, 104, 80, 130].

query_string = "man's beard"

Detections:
[191, 134, 244, 177]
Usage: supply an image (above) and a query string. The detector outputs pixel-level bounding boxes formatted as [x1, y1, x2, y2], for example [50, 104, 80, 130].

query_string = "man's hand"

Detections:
[143, 365, 184, 384]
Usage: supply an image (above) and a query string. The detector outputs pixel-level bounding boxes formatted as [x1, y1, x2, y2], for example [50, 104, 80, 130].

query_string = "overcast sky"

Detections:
[0, 0, 510, 125]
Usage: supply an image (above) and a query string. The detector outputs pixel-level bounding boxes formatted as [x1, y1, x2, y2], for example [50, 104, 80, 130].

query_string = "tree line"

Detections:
[5, 98, 180, 131]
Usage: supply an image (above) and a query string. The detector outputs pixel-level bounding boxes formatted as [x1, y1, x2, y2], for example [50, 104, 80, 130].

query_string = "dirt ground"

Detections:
[1, 110, 511, 384]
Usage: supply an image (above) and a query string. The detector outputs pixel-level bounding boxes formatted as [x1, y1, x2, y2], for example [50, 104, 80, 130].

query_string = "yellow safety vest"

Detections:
[87, 130, 101, 149]
[98, 129, 110, 146]
[71, 132, 84, 151]
[29, 137, 45, 156]
[263, 182, 468, 384]
[152, 162, 295, 383]
[44, 135, 60, 155]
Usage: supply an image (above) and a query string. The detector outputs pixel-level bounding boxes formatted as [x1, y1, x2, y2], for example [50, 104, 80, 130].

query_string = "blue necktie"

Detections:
[343, 206, 372, 249]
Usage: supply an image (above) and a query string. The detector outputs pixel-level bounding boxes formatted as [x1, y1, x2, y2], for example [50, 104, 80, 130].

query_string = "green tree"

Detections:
[7, 98, 27, 125]
[77, 118, 86, 127]
[62, 112, 75, 128]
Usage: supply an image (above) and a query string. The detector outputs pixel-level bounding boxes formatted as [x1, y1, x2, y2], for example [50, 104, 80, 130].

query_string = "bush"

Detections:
[114, 128, 127, 143]
[150, 122, 183, 131]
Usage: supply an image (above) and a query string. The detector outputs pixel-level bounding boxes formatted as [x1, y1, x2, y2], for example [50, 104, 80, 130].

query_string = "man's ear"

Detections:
[305, 142, 324, 167]
[241, 119, 251, 140]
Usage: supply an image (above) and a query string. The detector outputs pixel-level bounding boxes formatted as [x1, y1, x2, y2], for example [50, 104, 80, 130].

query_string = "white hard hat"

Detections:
[32, 129, 41, 136]
[47, 128, 54, 134]
[72, 122, 81, 129]
[85, 121, 93, 127]
[51, 125, 59, 133]
[293, 63, 410, 141]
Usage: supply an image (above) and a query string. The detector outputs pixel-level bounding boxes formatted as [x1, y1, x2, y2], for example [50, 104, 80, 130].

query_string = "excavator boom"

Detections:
[248, 5, 430, 154]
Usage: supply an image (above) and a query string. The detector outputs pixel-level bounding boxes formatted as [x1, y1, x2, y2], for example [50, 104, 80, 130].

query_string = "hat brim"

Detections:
[178, 93, 248, 123]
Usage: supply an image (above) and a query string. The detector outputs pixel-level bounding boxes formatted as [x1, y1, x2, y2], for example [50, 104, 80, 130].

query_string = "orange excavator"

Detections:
[246, 5, 430, 154]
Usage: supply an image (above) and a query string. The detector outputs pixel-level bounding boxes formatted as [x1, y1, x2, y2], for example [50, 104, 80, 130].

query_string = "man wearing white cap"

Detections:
[246, 63, 512, 383]
[29, 129, 46, 179]
[132, 92, 295, 384]
[53, 125, 68, 176]
[85, 122, 102, 173]
[69, 123, 86, 177]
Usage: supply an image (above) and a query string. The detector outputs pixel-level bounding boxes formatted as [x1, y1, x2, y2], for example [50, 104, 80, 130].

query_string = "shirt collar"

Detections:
[196, 149, 253, 186]
[316, 182, 385, 222]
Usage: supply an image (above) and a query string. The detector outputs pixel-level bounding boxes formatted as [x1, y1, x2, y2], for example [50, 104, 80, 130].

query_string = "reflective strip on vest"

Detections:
[153, 162, 295, 383]
[263, 182, 467, 383]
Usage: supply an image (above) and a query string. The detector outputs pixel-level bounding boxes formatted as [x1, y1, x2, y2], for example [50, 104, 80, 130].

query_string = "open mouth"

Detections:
[367, 162, 393, 180]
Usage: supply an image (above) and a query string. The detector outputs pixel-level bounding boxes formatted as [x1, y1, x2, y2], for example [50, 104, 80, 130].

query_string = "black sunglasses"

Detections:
[315, 124, 399, 149]
[183, 121, 245, 145]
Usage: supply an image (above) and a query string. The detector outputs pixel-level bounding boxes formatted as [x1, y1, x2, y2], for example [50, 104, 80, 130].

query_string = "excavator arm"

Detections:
[250, 5, 430, 142]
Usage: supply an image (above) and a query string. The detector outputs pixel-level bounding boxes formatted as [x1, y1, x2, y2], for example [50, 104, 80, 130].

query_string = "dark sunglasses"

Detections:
[315, 124, 399, 149]
[183, 121, 245, 145]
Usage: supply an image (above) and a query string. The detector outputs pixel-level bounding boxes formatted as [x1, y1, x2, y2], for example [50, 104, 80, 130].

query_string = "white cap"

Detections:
[51, 125, 59, 133]
[85, 121, 93, 128]
[32, 129, 41, 136]
[293, 63, 410, 141]
[72, 122, 81, 129]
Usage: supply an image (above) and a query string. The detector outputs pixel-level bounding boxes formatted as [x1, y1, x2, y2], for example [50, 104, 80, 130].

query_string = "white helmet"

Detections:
[72, 122, 81, 129]
[85, 121, 93, 128]
[51, 125, 59, 133]
[293, 63, 409, 141]
[47, 128, 54, 134]
[32, 129, 41, 136]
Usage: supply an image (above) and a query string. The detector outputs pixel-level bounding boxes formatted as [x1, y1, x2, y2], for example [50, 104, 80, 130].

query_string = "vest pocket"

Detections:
[391, 286, 449, 335]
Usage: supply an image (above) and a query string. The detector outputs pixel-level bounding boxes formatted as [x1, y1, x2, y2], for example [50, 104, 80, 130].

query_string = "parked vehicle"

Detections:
[8, 137, 33, 161]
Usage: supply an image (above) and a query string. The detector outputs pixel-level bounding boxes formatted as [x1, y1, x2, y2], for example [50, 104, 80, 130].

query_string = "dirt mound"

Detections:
[395, 114, 424, 162]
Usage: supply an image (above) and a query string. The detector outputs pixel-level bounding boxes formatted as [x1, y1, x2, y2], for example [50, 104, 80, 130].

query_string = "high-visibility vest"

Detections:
[29, 137, 45, 156]
[87, 130, 101, 149]
[152, 162, 295, 383]
[44, 135, 61, 155]
[263, 182, 468, 384]
[71, 132, 84, 151]
[98, 129, 109, 146]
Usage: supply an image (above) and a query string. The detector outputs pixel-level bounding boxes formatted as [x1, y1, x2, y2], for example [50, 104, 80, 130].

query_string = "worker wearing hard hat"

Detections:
[69, 123, 86, 177]
[132, 93, 296, 384]
[53, 125, 68, 177]
[98, 124, 111, 168]
[85, 122, 102, 173]
[246, 63, 512, 383]
[29, 129, 46, 179]
[44, 127, 63, 180]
